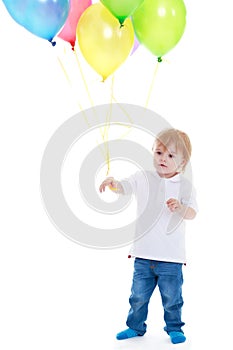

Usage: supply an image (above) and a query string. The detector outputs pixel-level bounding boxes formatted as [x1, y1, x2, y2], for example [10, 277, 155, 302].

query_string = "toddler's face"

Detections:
[153, 142, 185, 178]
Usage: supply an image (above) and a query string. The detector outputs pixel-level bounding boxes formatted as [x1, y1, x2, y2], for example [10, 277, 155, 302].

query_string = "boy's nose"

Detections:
[160, 155, 166, 163]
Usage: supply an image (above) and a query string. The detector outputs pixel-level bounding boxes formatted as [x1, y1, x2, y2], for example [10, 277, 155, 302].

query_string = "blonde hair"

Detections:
[154, 128, 192, 171]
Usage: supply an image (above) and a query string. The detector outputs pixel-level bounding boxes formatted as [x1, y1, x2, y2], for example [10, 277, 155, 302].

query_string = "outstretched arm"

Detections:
[99, 177, 124, 194]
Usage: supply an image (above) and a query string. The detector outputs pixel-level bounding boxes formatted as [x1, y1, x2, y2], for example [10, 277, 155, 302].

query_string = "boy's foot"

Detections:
[169, 331, 186, 344]
[116, 328, 140, 340]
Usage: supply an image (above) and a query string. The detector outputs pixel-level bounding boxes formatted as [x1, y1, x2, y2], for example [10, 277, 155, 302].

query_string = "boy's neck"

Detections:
[157, 171, 180, 179]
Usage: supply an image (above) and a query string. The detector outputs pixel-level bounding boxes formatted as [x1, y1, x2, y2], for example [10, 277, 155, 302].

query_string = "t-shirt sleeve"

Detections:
[120, 171, 141, 195]
[181, 184, 198, 212]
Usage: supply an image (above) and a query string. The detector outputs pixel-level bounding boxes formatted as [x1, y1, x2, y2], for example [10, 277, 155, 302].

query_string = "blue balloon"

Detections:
[2, 0, 70, 42]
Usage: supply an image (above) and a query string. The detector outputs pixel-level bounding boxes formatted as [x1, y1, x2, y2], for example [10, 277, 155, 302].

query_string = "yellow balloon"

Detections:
[77, 3, 134, 80]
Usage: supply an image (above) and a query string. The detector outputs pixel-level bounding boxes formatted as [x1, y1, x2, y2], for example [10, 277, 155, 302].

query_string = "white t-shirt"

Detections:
[121, 171, 198, 263]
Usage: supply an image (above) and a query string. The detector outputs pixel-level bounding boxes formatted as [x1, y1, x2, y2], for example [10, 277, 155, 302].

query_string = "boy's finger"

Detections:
[99, 184, 106, 192]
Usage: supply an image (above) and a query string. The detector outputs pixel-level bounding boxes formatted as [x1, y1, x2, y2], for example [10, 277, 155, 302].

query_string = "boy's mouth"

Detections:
[159, 164, 167, 168]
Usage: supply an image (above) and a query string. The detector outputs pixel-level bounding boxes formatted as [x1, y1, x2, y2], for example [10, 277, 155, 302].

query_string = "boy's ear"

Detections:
[180, 158, 186, 170]
[177, 158, 186, 172]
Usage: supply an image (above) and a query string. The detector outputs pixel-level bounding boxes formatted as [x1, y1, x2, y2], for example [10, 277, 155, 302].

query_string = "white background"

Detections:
[1, 1, 232, 349]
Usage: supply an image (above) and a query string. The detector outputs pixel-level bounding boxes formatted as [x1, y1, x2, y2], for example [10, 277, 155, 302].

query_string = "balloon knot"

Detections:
[157, 57, 162, 63]
[70, 41, 76, 50]
[120, 23, 124, 28]
[50, 40, 56, 47]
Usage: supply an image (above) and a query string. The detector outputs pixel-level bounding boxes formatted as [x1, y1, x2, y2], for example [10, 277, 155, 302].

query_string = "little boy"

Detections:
[99, 128, 197, 344]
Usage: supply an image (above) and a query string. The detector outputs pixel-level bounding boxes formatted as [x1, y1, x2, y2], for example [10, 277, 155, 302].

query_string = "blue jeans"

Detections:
[126, 258, 185, 335]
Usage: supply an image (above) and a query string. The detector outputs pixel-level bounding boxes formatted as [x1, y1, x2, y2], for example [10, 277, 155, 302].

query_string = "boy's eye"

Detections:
[156, 151, 162, 155]
[168, 154, 174, 158]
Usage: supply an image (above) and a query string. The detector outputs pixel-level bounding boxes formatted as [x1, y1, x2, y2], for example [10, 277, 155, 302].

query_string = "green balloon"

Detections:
[101, 0, 145, 24]
[132, 0, 186, 58]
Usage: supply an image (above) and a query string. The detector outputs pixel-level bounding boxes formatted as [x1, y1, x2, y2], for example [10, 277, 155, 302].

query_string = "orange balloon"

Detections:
[77, 3, 134, 80]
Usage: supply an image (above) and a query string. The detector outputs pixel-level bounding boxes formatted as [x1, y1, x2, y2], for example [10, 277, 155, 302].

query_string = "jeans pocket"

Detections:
[157, 261, 183, 277]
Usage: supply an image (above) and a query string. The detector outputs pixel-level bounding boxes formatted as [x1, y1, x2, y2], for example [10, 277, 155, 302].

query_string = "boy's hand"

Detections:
[166, 198, 197, 219]
[99, 177, 118, 193]
[166, 198, 182, 212]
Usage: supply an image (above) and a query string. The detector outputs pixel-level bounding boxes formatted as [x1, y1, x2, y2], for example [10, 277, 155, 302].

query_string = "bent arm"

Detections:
[166, 198, 197, 220]
[179, 205, 197, 220]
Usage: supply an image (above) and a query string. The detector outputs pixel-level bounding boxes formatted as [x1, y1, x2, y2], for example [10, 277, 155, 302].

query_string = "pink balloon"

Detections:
[58, 0, 92, 48]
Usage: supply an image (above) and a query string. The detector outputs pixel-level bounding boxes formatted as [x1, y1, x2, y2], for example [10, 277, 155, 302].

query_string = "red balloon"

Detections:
[58, 0, 92, 48]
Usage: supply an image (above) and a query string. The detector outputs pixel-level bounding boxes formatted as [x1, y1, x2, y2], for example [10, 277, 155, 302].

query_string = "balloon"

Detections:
[58, 0, 92, 48]
[101, 0, 145, 24]
[132, 0, 186, 59]
[131, 36, 140, 55]
[2, 0, 70, 43]
[77, 3, 134, 81]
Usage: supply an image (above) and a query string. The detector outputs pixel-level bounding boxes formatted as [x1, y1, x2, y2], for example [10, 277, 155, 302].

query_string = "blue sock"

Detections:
[169, 331, 186, 344]
[116, 328, 139, 340]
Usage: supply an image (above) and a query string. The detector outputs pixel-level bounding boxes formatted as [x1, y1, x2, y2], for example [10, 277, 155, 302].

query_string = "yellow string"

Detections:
[58, 48, 161, 177]
[57, 55, 91, 127]
[73, 47, 103, 134]
[73, 47, 110, 143]
[145, 60, 160, 108]
[111, 95, 134, 126]
[73, 47, 96, 108]
[57, 51, 109, 163]
[103, 76, 114, 175]
[110, 94, 133, 142]
[72, 47, 115, 175]
[57, 55, 72, 86]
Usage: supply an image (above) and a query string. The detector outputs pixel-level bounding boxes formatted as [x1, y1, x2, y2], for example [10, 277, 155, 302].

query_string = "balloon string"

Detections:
[73, 48, 95, 107]
[73, 48, 101, 126]
[57, 46, 114, 179]
[145, 60, 160, 108]
[103, 76, 114, 175]
[73, 47, 115, 175]
[58, 47, 104, 139]
[99, 75, 134, 176]
[58, 49, 133, 177]
[57, 55, 72, 85]
[83, 77, 113, 176]
[96, 75, 134, 176]
[74, 48, 110, 147]
[111, 95, 134, 126]
[111, 95, 133, 140]
[57, 55, 91, 127]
